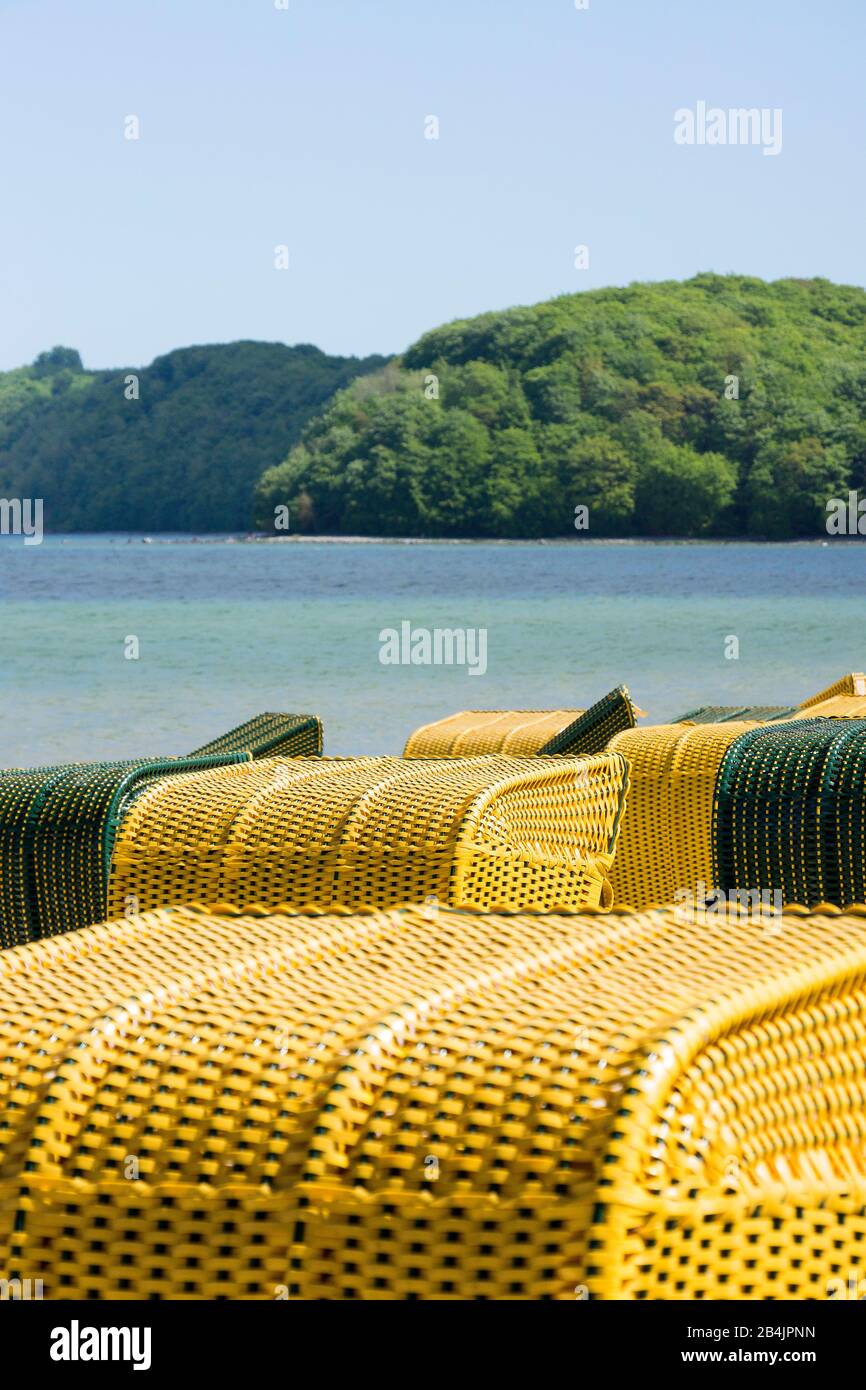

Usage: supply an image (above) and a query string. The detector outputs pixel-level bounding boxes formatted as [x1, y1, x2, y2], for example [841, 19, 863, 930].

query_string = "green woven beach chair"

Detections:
[713, 718, 866, 908]
[189, 712, 322, 759]
[819, 723, 866, 906]
[536, 685, 638, 755]
[0, 712, 322, 947]
[0, 754, 250, 949]
[676, 704, 796, 724]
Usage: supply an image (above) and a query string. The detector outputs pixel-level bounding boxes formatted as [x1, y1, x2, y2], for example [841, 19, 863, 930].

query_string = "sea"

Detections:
[2, 534, 865, 767]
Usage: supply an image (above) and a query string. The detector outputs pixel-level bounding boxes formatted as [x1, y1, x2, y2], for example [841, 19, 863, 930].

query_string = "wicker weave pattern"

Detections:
[0, 767, 73, 949]
[537, 685, 638, 756]
[189, 713, 322, 759]
[403, 710, 585, 758]
[606, 722, 758, 908]
[799, 673, 866, 707]
[108, 754, 628, 918]
[403, 690, 638, 760]
[714, 718, 866, 908]
[676, 705, 795, 723]
[2, 901, 866, 1299]
[787, 695, 866, 720]
[0, 755, 250, 948]
[0, 714, 322, 948]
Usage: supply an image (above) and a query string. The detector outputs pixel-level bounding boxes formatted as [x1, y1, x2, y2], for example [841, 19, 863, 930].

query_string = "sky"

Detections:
[0, 0, 863, 371]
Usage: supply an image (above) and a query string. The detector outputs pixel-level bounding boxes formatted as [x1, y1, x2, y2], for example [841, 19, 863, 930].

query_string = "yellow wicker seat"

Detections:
[403, 710, 585, 757]
[789, 694, 866, 719]
[107, 754, 628, 918]
[609, 717, 866, 913]
[2, 900, 866, 1300]
[799, 673, 866, 707]
[674, 677, 866, 725]
[606, 722, 760, 908]
[405, 688, 640, 759]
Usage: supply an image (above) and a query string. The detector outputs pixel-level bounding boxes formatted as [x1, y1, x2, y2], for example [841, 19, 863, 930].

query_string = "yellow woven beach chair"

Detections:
[786, 673, 866, 720]
[404, 687, 640, 758]
[608, 716, 866, 913]
[3, 900, 866, 1299]
[403, 710, 585, 757]
[107, 754, 628, 917]
[0, 713, 323, 948]
[674, 677, 866, 726]
[799, 673, 866, 707]
[790, 696, 866, 719]
[605, 722, 759, 908]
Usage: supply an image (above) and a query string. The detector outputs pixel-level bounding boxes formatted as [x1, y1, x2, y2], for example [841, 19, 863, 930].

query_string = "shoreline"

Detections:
[18, 533, 860, 548]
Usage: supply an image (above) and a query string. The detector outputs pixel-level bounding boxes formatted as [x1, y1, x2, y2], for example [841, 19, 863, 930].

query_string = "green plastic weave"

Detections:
[1, 754, 250, 947]
[537, 686, 637, 756]
[676, 705, 796, 724]
[189, 713, 322, 759]
[0, 712, 322, 947]
[713, 718, 866, 908]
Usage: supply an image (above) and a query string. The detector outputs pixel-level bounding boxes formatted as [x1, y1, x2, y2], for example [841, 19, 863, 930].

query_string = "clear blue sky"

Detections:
[0, 0, 863, 371]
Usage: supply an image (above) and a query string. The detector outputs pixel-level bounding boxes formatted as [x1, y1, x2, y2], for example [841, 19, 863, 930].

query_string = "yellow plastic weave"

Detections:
[403, 710, 585, 757]
[799, 673, 866, 707]
[107, 754, 627, 917]
[786, 695, 866, 720]
[606, 722, 759, 909]
[2, 900, 866, 1299]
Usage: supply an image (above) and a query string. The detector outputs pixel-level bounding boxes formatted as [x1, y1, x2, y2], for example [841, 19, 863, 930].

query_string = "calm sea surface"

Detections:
[2, 534, 865, 766]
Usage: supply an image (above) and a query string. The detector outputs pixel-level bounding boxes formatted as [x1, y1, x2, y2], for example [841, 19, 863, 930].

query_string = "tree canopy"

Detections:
[0, 342, 387, 531]
[5, 276, 865, 537]
[254, 275, 866, 538]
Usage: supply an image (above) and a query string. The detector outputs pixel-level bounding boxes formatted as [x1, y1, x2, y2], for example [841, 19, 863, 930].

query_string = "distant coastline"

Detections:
[4, 276, 865, 543]
[16, 532, 859, 547]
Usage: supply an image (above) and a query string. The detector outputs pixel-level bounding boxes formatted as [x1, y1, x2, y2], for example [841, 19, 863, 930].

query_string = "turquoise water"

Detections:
[2, 534, 865, 766]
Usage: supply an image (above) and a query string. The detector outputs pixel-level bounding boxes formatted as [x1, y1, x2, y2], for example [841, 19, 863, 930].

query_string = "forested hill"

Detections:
[0, 342, 388, 531]
[254, 274, 866, 538]
[6, 276, 866, 538]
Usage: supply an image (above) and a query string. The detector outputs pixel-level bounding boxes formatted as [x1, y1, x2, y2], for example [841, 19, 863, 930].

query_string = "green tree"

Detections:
[745, 438, 850, 537]
[635, 444, 737, 535]
[0, 343, 388, 531]
[8, 273, 866, 537]
[564, 435, 637, 532]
